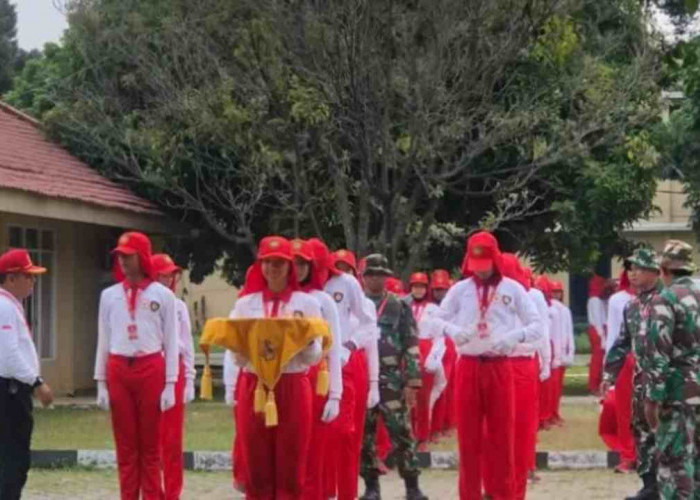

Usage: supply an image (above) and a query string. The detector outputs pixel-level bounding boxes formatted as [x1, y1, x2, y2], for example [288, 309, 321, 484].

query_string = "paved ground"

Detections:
[23, 468, 639, 499]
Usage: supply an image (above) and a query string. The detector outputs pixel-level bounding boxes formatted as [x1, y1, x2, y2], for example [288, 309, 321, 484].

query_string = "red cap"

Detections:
[462, 231, 501, 275]
[550, 280, 564, 292]
[333, 249, 357, 274]
[257, 236, 293, 261]
[589, 275, 606, 298]
[151, 254, 182, 276]
[0, 249, 47, 275]
[112, 232, 154, 281]
[409, 272, 429, 286]
[308, 238, 341, 280]
[386, 277, 406, 295]
[291, 239, 314, 261]
[430, 269, 451, 290]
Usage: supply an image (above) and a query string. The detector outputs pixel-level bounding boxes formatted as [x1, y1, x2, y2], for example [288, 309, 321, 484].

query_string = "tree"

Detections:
[6, 0, 662, 281]
[0, 0, 17, 94]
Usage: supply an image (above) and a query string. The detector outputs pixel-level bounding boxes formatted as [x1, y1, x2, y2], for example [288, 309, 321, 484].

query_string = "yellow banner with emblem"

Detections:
[200, 317, 332, 427]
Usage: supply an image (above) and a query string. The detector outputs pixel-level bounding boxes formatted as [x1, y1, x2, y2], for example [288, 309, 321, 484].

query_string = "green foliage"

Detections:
[0, 0, 17, 93]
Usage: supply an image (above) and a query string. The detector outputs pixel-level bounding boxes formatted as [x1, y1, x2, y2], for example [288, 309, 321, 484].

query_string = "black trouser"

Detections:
[0, 377, 33, 500]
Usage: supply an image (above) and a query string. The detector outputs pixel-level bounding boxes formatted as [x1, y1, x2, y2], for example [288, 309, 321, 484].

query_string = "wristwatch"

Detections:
[32, 377, 44, 389]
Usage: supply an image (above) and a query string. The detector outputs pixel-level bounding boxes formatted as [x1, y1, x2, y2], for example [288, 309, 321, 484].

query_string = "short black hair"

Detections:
[0, 273, 6, 285]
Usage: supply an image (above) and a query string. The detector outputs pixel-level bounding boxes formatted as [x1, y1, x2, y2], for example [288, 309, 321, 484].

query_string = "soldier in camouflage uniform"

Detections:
[359, 254, 427, 500]
[603, 247, 662, 500]
[642, 240, 700, 500]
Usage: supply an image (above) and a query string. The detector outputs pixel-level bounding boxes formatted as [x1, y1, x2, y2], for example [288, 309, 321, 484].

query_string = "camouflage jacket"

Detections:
[603, 282, 662, 385]
[368, 292, 422, 390]
[643, 276, 700, 405]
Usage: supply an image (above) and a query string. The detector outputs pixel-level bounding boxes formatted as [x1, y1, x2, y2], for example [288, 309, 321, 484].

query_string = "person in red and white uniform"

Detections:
[226, 236, 323, 499]
[94, 232, 179, 500]
[429, 269, 457, 438]
[404, 272, 447, 452]
[323, 249, 378, 500]
[550, 281, 575, 426]
[152, 254, 196, 500]
[0, 249, 53, 500]
[437, 231, 542, 500]
[291, 238, 342, 500]
[487, 254, 542, 500]
[587, 275, 609, 394]
[533, 275, 557, 430]
[604, 267, 636, 472]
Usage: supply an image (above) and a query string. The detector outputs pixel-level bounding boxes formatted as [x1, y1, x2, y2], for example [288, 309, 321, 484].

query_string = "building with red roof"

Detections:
[0, 102, 168, 395]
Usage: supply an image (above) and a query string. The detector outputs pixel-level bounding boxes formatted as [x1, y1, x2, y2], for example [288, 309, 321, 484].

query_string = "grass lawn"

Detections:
[563, 364, 590, 396]
[33, 401, 234, 451]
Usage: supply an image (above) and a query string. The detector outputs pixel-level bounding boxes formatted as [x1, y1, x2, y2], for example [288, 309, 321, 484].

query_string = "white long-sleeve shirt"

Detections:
[549, 303, 564, 368]
[94, 282, 179, 382]
[309, 289, 343, 400]
[554, 300, 575, 365]
[587, 296, 607, 342]
[176, 299, 196, 380]
[224, 291, 323, 382]
[0, 289, 40, 385]
[526, 288, 551, 366]
[437, 277, 543, 356]
[509, 290, 544, 358]
[605, 290, 634, 354]
[325, 273, 376, 348]
[359, 296, 380, 383]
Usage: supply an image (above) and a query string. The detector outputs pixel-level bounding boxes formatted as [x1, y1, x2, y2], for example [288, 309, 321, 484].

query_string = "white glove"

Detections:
[425, 350, 442, 374]
[340, 346, 352, 366]
[160, 382, 176, 412]
[492, 331, 524, 355]
[184, 378, 196, 404]
[96, 381, 110, 411]
[539, 366, 551, 381]
[225, 385, 236, 407]
[367, 381, 380, 409]
[321, 398, 340, 423]
[453, 324, 478, 346]
[298, 340, 323, 365]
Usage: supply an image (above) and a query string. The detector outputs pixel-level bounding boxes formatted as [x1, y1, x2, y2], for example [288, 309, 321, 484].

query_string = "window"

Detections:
[8, 226, 56, 359]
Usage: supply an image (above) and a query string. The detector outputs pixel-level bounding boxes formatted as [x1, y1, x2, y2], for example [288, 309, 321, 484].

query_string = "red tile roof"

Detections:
[0, 102, 161, 216]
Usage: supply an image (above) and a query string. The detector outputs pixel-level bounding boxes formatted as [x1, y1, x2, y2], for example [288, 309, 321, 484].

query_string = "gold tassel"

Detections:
[254, 378, 266, 414]
[316, 359, 329, 397]
[200, 364, 213, 401]
[264, 389, 278, 427]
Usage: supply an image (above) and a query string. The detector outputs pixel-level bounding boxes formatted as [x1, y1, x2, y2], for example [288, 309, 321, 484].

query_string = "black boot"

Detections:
[404, 475, 428, 500]
[360, 476, 381, 500]
[624, 472, 659, 500]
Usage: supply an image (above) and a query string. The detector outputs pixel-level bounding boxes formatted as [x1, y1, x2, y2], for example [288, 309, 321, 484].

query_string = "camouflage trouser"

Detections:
[656, 404, 700, 500]
[633, 375, 656, 477]
[360, 384, 420, 480]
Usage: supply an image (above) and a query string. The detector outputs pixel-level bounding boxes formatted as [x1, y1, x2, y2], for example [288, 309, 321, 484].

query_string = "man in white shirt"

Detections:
[0, 248, 53, 500]
[437, 231, 542, 500]
[152, 253, 196, 500]
[94, 232, 179, 499]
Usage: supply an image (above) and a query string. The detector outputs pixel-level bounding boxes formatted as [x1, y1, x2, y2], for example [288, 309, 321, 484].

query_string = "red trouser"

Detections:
[599, 387, 620, 451]
[411, 339, 435, 443]
[539, 374, 553, 425]
[161, 357, 185, 500]
[324, 350, 368, 500]
[615, 354, 636, 463]
[456, 356, 515, 500]
[232, 375, 247, 491]
[107, 353, 165, 500]
[303, 364, 330, 500]
[512, 357, 539, 500]
[237, 371, 312, 500]
[587, 326, 604, 393]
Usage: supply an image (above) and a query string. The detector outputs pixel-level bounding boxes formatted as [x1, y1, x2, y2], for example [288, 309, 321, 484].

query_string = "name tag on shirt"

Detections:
[127, 324, 138, 341]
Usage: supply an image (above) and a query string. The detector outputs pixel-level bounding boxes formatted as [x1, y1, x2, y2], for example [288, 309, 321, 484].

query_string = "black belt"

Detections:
[0, 377, 32, 394]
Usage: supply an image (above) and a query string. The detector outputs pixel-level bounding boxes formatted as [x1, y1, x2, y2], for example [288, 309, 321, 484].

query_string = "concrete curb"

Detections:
[32, 450, 621, 471]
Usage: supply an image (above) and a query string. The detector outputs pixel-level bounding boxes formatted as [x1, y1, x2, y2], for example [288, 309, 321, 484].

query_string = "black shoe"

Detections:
[624, 473, 659, 500]
[360, 476, 381, 500]
[404, 475, 428, 500]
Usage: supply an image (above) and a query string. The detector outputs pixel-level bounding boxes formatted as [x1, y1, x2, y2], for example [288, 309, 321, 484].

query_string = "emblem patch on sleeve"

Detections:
[293, 310, 305, 318]
[150, 301, 161, 312]
[333, 292, 344, 303]
[502, 295, 512, 305]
